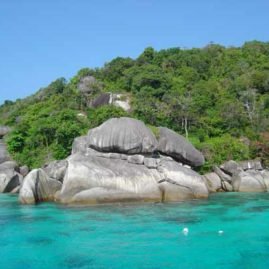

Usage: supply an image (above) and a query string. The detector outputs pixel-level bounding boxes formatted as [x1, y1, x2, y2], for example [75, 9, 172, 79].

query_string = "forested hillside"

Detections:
[1, 41, 269, 171]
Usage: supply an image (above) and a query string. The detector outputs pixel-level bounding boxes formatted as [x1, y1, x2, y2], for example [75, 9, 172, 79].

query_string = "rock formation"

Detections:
[1, 118, 268, 206]
[204, 159, 269, 193]
[53, 117, 208, 205]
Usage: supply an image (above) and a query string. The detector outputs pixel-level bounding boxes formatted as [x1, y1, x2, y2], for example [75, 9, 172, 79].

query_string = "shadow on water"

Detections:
[27, 236, 54, 245]
[62, 255, 95, 269]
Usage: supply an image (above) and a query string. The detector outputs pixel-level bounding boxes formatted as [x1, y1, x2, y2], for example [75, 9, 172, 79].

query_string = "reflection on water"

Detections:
[0, 192, 269, 269]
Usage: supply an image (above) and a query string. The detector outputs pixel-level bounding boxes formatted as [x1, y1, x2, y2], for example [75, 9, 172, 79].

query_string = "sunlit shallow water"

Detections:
[0, 193, 269, 269]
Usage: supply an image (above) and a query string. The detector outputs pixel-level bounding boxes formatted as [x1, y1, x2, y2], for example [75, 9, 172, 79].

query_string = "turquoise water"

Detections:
[1, 193, 269, 269]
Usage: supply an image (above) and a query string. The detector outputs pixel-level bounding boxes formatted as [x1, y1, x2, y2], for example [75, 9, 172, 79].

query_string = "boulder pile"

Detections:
[1, 118, 269, 206]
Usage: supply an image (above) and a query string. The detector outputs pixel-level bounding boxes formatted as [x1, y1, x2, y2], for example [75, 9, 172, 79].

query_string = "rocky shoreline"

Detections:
[0, 118, 268, 206]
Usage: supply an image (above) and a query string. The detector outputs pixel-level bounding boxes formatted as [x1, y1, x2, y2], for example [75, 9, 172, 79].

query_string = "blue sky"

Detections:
[0, 0, 268, 104]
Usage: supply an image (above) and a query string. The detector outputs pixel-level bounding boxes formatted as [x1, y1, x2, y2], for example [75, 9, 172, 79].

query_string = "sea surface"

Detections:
[0, 193, 269, 269]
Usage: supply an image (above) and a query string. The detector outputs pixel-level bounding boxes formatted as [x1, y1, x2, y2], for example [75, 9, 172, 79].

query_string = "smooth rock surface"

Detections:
[71, 135, 89, 155]
[0, 161, 18, 171]
[220, 160, 242, 176]
[232, 170, 267, 192]
[157, 127, 204, 167]
[0, 169, 21, 193]
[43, 160, 68, 182]
[203, 172, 222, 192]
[213, 166, 232, 183]
[88, 117, 157, 154]
[59, 153, 162, 204]
[19, 165, 29, 177]
[19, 169, 62, 204]
[157, 159, 209, 201]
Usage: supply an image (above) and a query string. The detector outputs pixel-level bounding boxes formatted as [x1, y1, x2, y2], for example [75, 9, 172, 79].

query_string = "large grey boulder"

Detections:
[88, 117, 157, 154]
[58, 152, 209, 205]
[0, 161, 18, 171]
[157, 127, 204, 167]
[43, 160, 68, 182]
[77, 76, 98, 93]
[203, 172, 222, 192]
[157, 159, 208, 201]
[59, 153, 162, 204]
[91, 93, 110, 108]
[0, 126, 11, 138]
[19, 165, 29, 177]
[0, 140, 11, 164]
[19, 169, 62, 204]
[213, 166, 232, 184]
[220, 160, 242, 176]
[232, 170, 267, 192]
[0, 168, 22, 193]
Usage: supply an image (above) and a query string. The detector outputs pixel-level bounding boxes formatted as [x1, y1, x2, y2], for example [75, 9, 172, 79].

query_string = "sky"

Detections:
[0, 0, 269, 104]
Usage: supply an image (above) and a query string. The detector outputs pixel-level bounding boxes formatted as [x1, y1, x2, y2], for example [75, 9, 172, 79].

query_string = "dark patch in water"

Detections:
[221, 216, 249, 222]
[161, 215, 201, 224]
[63, 255, 94, 268]
[19, 215, 52, 223]
[79, 226, 97, 232]
[27, 237, 54, 245]
[58, 231, 70, 237]
[245, 205, 269, 213]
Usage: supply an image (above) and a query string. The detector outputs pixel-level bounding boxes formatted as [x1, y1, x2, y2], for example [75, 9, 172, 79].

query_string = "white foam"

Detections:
[182, 227, 189, 236]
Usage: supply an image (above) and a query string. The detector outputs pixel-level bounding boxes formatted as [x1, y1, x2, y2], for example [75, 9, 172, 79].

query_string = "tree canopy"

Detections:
[1, 40, 269, 171]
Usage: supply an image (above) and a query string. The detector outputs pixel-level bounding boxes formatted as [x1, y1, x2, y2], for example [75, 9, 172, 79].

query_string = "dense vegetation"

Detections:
[1, 41, 269, 171]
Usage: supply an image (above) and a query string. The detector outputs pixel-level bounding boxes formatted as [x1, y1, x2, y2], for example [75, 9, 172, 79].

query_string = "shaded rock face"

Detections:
[19, 165, 29, 177]
[88, 117, 157, 154]
[91, 93, 110, 108]
[0, 132, 25, 193]
[77, 76, 97, 93]
[0, 140, 11, 164]
[0, 160, 21, 193]
[0, 126, 11, 138]
[157, 127, 205, 167]
[19, 169, 62, 204]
